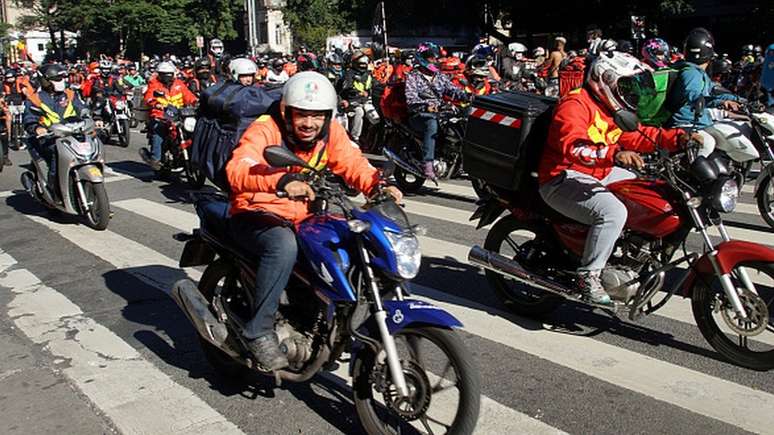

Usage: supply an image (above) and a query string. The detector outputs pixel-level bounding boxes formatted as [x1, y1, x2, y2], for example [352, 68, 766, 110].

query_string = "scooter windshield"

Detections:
[366, 200, 412, 231]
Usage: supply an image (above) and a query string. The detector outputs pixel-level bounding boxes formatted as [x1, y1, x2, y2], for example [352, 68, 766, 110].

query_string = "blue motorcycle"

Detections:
[172, 146, 480, 434]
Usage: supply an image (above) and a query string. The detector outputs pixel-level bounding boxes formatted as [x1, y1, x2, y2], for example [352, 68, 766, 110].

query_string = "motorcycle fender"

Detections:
[349, 299, 463, 377]
[76, 164, 105, 183]
[681, 240, 774, 295]
[179, 238, 216, 267]
[754, 163, 774, 196]
[471, 199, 506, 230]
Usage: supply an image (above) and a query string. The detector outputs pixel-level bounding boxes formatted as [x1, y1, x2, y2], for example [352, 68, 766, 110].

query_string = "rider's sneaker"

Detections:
[422, 161, 437, 180]
[246, 332, 289, 371]
[139, 148, 162, 171]
[576, 270, 612, 305]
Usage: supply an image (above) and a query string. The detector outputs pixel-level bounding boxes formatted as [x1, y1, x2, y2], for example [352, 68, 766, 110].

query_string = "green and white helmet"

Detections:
[587, 51, 654, 113]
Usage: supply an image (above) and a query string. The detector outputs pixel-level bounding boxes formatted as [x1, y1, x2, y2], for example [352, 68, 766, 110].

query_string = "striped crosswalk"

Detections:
[1, 163, 773, 434]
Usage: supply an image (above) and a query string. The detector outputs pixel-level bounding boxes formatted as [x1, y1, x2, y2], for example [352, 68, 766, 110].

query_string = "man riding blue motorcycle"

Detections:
[224, 71, 402, 370]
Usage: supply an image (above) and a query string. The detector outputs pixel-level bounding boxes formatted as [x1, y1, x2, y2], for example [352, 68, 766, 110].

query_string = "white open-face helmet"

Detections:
[156, 61, 177, 75]
[508, 42, 528, 55]
[281, 71, 338, 145]
[230, 58, 257, 82]
[587, 51, 655, 113]
[282, 71, 337, 113]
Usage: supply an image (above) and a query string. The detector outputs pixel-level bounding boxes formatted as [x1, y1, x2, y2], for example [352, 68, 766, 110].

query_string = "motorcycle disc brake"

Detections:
[720, 290, 770, 336]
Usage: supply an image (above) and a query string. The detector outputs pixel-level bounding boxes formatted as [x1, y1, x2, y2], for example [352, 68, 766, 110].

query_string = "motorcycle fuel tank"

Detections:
[608, 179, 682, 238]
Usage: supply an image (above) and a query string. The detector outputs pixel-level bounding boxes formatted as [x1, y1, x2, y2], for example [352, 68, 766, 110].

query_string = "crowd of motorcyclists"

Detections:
[2, 27, 774, 382]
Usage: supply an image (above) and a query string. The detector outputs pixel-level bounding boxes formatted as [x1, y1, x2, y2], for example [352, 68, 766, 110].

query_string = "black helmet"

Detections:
[41, 63, 67, 81]
[684, 28, 715, 64]
[194, 57, 211, 71]
[742, 44, 754, 55]
[616, 39, 634, 54]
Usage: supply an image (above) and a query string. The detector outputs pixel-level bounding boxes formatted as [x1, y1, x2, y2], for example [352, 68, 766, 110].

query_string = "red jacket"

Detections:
[226, 115, 382, 223]
[538, 88, 683, 184]
[144, 77, 197, 119]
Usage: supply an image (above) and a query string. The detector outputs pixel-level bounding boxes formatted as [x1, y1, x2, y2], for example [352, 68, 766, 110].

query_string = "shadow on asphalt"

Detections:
[100, 264, 371, 434]
[416, 255, 733, 365]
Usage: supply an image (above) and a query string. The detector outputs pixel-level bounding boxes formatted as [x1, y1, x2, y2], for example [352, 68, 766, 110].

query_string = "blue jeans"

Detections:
[149, 119, 165, 161]
[409, 112, 439, 162]
[229, 212, 298, 339]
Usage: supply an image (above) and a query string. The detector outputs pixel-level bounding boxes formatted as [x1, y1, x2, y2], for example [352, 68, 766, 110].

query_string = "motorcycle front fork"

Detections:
[692, 205, 755, 320]
[357, 239, 410, 398]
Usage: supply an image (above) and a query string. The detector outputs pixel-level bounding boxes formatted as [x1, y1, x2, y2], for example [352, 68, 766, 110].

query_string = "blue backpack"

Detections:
[190, 82, 282, 192]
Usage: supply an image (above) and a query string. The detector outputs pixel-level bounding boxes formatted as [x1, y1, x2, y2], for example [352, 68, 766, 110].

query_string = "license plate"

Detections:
[88, 167, 102, 177]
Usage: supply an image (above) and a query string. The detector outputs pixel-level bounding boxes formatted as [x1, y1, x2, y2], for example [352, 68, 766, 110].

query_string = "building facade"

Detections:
[246, 0, 292, 54]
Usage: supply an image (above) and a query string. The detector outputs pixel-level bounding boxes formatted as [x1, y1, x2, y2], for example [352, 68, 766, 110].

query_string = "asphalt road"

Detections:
[0, 129, 771, 435]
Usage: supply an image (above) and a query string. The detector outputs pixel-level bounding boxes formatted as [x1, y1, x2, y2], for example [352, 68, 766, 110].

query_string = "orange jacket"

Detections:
[538, 88, 682, 184]
[283, 62, 297, 77]
[144, 77, 197, 119]
[226, 115, 382, 223]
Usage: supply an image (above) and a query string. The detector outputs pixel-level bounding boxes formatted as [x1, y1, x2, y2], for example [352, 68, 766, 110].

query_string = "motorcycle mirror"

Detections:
[693, 96, 706, 118]
[613, 110, 640, 133]
[263, 145, 314, 170]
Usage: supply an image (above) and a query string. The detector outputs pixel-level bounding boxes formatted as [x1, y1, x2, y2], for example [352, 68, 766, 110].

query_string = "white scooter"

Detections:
[20, 111, 111, 231]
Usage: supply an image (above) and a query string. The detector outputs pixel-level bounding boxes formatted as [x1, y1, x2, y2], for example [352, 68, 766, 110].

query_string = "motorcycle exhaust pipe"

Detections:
[170, 279, 229, 348]
[468, 245, 574, 297]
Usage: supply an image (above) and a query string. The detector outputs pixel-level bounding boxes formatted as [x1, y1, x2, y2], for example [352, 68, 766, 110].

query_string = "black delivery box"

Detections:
[463, 91, 557, 191]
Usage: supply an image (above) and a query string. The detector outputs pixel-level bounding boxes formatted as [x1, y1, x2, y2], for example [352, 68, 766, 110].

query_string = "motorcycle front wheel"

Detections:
[756, 174, 774, 229]
[352, 326, 480, 435]
[393, 166, 425, 194]
[483, 216, 564, 316]
[118, 119, 130, 148]
[81, 181, 110, 231]
[692, 261, 774, 371]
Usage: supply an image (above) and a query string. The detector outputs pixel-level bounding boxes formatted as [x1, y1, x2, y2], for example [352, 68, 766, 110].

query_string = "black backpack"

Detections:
[190, 82, 282, 192]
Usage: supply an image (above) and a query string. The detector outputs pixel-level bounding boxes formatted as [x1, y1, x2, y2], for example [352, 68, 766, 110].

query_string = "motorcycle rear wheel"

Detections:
[352, 326, 480, 435]
[185, 161, 206, 189]
[393, 166, 425, 194]
[483, 216, 564, 316]
[197, 259, 253, 380]
[692, 261, 774, 370]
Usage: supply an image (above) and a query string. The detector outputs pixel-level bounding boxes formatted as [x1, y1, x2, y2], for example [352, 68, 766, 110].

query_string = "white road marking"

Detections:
[110, 197, 774, 434]
[0, 250, 243, 435]
[25, 202, 566, 434]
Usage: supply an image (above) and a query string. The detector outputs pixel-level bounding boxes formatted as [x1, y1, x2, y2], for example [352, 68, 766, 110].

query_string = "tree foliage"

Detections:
[283, 0, 362, 51]
[12, 0, 245, 58]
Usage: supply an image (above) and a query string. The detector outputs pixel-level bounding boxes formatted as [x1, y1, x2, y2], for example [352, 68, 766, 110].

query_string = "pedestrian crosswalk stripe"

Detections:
[108, 196, 774, 433]
[0, 250, 243, 435]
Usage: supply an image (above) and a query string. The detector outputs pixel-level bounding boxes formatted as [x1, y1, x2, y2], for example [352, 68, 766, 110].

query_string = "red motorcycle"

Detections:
[468, 109, 774, 371]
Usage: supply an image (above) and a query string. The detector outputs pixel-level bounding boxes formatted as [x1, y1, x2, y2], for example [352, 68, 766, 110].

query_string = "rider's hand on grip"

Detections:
[283, 181, 315, 201]
[678, 131, 704, 150]
[615, 150, 645, 170]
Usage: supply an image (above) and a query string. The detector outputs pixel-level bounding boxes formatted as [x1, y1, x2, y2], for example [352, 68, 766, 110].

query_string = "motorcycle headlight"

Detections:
[384, 231, 422, 279]
[712, 178, 738, 213]
[183, 117, 197, 133]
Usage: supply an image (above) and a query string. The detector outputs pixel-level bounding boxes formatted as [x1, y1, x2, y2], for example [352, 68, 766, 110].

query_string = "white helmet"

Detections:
[230, 58, 257, 82]
[532, 47, 546, 57]
[210, 38, 224, 56]
[281, 71, 337, 113]
[157, 61, 177, 74]
[587, 51, 654, 113]
[508, 42, 528, 54]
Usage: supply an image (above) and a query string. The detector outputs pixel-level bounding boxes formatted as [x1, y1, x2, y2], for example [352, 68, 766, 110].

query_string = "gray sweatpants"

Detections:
[539, 167, 635, 272]
[347, 105, 365, 141]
